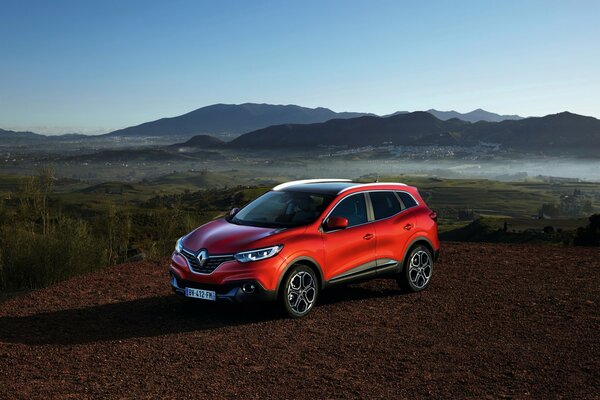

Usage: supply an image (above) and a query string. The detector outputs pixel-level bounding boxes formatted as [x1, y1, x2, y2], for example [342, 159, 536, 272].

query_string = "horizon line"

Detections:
[2, 104, 595, 137]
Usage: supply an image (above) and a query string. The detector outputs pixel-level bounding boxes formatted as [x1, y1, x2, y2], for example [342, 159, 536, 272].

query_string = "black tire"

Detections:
[280, 264, 319, 318]
[398, 245, 433, 293]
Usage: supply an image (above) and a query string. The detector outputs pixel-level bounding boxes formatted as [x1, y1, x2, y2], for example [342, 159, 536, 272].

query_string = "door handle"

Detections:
[403, 223, 413, 231]
[363, 233, 374, 240]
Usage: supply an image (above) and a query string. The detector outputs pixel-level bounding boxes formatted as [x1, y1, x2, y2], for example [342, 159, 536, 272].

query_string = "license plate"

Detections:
[185, 287, 216, 301]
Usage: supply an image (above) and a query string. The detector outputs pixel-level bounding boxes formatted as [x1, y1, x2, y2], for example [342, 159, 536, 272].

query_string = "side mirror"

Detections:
[324, 216, 349, 231]
[230, 207, 240, 216]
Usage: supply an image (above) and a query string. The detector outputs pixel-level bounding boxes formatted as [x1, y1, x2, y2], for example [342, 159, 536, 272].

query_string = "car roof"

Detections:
[273, 179, 408, 196]
[277, 181, 359, 195]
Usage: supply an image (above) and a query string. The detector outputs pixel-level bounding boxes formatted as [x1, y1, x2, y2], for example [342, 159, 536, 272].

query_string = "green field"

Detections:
[3, 171, 599, 222]
[363, 175, 600, 219]
[0, 171, 597, 294]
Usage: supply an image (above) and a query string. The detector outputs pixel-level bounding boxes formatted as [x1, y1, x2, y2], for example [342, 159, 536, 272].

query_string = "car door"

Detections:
[321, 192, 377, 282]
[367, 191, 416, 272]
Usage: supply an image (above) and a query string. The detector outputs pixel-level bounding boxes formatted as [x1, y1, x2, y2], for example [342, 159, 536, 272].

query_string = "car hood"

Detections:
[181, 218, 294, 254]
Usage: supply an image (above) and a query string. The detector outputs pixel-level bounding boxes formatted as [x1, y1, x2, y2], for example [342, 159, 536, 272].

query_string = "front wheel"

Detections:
[398, 245, 433, 292]
[281, 265, 318, 318]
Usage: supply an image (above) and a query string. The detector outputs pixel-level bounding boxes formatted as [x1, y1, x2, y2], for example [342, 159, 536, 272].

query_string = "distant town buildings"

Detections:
[540, 189, 594, 218]
[317, 142, 505, 160]
[536, 175, 581, 183]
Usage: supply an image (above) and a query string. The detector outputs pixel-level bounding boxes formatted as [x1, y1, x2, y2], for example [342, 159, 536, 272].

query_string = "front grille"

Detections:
[181, 249, 235, 274]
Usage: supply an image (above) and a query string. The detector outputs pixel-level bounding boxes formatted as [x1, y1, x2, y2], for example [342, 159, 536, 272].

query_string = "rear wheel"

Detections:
[398, 245, 433, 292]
[281, 265, 318, 318]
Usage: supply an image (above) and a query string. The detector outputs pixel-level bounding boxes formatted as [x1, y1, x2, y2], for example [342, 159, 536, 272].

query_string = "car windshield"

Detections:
[231, 191, 335, 228]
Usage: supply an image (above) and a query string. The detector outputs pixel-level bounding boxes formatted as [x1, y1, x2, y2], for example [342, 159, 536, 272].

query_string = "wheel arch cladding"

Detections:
[277, 256, 324, 296]
[402, 238, 435, 271]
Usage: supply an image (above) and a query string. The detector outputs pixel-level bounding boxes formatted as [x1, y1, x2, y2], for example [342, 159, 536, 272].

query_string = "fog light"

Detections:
[242, 283, 256, 294]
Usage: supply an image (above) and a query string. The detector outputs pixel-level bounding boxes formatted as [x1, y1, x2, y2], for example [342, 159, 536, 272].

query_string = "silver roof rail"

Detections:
[337, 182, 407, 194]
[273, 179, 352, 191]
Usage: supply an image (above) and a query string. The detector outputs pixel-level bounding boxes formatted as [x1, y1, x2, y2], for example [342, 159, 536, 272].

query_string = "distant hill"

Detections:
[0, 128, 45, 140]
[460, 112, 600, 151]
[426, 108, 524, 123]
[0, 105, 525, 141]
[228, 112, 469, 148]
[104, 103, 371, 138]
[68, 148, 224, 162]
[170, 134, 225, 149]
[228, 111, 600, 154]
[0, 129, 89, 144]
[3, 106, 597, 156]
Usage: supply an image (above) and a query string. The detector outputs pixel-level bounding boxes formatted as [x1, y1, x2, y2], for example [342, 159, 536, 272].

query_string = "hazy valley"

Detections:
[1, 102, 599, 296]
[2, 103, 599, 183]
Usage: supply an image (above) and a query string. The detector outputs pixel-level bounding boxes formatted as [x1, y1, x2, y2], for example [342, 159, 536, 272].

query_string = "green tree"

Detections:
[17, 165, 55, 234]
[574, 214, 600, 246]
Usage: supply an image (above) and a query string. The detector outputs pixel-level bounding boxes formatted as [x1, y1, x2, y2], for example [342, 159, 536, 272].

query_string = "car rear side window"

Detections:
[396, 191, 418, 209]
[330, 193, 367, 227]
[369, 191, 402, 220]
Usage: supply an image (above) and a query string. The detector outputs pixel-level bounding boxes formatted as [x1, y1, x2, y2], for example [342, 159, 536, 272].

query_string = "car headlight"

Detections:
[234, 245, 283, 263]
[175, 237, 184, 254]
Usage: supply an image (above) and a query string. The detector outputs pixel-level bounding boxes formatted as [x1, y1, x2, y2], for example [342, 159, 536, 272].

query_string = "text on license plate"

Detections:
[185, 287, 216, 301]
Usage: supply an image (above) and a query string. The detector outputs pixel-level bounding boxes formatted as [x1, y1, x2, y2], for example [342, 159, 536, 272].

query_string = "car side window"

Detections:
[329, 193, 367, 227]
[396, 191, 418, 209]
[369, 191, 402, 220]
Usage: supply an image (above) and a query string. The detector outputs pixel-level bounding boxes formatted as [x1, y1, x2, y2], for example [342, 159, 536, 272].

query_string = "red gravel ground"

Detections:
[0, 242, 598, 399]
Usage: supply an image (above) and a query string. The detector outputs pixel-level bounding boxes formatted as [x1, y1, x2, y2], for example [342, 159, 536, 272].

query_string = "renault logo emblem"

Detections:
[197, 249, 208, 266]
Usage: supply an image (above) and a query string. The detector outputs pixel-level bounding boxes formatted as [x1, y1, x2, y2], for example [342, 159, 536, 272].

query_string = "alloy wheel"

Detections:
[408, 250, 432, 289]
[286, 271, 316, 315]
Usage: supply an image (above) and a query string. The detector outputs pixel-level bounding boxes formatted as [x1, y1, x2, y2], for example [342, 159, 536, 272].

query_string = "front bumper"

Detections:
[170, 272, 276, 303]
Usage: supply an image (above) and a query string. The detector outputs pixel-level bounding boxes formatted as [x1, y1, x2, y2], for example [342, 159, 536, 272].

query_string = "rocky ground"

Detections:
[0, 242, 598, 399]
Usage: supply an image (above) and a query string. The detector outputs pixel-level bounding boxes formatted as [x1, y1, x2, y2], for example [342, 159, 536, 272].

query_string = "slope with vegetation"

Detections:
[226, 111, 600, 155]
[426, 108, 523, 122]
[228, 112, 469, 148]
[103, 103, 370, 138]
[1, 172, 598, 295]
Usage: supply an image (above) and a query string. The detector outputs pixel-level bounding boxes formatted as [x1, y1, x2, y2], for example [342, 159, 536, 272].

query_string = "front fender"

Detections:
[274, 254, 325, 294]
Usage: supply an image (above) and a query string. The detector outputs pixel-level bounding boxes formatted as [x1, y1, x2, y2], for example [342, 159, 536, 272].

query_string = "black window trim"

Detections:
[367, 190, 420, 223]
[394, 190, 419, 211]
[367, 190, 403, 221]
[321, 192, 370, 232]
[321, 190, 420, 232]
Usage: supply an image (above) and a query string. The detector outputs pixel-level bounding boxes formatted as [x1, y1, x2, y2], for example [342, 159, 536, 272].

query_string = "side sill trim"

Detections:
[328, 258, 400, 283]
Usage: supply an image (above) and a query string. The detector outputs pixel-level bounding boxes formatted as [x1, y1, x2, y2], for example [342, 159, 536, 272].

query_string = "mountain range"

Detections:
[228, 112, 466, 148]
[102, 104, 523, 138]
[3, 103, 598, 156]
[383, 109, 523, 123]
[103, 103, 371, 137]
[0, 128, 45, 140]
[1, 104, 526, 141]
[426, 108, 523, 123]
[0, 128, 86, 142]
[459, 112, 600, 150]
[224, 111, 600, 154]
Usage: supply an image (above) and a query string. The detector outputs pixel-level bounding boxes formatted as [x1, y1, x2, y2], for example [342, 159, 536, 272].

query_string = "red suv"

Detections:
[169, 179, 439, 317]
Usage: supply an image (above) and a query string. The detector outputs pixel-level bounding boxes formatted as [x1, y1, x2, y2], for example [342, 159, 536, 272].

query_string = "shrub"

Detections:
[543, 226, 554, 234]
[0, 216, 106, 291]
[573, 214, 600, 246]
[0, 169, 227, 292]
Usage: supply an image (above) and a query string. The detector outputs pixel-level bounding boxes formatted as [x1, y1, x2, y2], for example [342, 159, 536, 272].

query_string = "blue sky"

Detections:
[1, 0, 599, 134]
